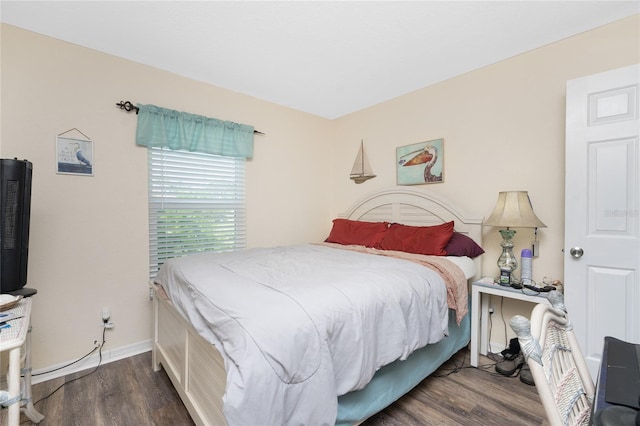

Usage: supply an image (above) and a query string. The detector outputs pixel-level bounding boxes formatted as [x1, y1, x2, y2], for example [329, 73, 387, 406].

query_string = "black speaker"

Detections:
[1, 158, 33, 294]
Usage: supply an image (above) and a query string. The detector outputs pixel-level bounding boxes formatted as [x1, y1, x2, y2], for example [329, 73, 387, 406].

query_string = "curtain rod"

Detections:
[116, 101, 265, 135]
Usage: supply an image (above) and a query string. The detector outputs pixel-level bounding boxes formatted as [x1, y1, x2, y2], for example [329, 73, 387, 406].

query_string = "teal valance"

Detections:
[135, 104, 254, 158]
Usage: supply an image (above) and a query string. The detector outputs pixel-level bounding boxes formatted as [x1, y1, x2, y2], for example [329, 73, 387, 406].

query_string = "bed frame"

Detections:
[152, 188, 483, 425]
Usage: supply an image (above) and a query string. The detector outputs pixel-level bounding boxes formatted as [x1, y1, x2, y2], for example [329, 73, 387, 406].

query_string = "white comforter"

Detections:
[155, 244, 450, 426]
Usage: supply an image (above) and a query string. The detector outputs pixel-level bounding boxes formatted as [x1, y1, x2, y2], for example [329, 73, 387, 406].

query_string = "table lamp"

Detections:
[483, 191, 546, 284]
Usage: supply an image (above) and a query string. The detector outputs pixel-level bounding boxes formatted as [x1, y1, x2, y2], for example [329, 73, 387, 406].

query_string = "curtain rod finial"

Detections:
[116, 101, 139, 114]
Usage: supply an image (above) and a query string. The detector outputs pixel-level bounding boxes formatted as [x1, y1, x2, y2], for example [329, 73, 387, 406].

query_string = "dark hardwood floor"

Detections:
[6, 349, 546, 425]
[7, 351, 193, 426]
[363, 350, 547, 426]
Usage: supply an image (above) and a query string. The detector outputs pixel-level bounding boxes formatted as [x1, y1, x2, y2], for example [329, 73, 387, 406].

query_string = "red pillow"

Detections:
[445, 232, 485, 258]
[378, 221, 454, 256]
[325, 219, 389, 247]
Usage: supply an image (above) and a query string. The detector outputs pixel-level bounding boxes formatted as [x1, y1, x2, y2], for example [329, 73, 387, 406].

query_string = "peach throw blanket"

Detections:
[319, 242, 468, 324]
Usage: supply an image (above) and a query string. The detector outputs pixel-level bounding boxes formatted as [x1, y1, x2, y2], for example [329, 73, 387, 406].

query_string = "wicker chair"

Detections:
[510, 291, 595, 426]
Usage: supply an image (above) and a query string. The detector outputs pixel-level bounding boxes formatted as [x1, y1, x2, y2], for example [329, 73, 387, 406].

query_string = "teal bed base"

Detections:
[336, 307, 471, 425]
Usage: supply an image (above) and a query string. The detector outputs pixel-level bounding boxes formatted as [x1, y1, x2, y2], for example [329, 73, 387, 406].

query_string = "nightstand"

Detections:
[470, 280, 551, 367]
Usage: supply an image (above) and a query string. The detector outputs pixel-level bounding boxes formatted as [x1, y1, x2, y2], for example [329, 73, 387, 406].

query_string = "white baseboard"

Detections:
[31, 339, 153, 385]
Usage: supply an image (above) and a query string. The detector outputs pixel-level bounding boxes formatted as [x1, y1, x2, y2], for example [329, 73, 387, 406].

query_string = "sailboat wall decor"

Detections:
[350, 140, 376, 184]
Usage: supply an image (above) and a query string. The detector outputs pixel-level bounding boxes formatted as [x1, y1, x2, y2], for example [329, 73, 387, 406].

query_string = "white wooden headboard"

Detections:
[341, 188, 484, 280]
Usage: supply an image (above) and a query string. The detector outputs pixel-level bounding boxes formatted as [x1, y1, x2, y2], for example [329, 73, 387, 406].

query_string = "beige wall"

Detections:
[0, 24, 333, 369]
[331, 14, 639, 343]
[1, 14, 638, 369]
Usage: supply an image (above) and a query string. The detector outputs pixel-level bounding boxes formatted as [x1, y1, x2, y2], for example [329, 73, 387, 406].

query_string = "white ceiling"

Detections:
[2, 1, 638, 119]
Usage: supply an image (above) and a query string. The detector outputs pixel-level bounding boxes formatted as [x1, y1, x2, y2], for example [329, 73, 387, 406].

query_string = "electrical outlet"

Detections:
[101, 307, 114, 329]
[102, 307, 110, 322]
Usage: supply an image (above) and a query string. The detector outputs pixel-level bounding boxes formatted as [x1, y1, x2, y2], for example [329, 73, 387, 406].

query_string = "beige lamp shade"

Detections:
[483, 191, 546, 228]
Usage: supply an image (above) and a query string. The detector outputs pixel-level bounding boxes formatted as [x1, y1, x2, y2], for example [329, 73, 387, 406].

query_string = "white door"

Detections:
[565, 64, 640, 380]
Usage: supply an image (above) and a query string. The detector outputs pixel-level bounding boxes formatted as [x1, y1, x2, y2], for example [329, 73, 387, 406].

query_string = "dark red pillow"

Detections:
[377, 221, 454, 256]
[445, 232, 485, 258]
[325, 219, 389, 247]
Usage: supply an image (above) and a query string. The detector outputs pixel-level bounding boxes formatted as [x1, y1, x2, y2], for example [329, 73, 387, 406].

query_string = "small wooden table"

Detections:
[0, 297, 44, 425]
[470, 280, 551, 367]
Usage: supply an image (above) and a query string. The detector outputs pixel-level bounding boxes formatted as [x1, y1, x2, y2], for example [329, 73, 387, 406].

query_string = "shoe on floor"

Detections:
[496, 352, 525, 376]
[500, 337, 521, 359]
[520, 364, 535, 385]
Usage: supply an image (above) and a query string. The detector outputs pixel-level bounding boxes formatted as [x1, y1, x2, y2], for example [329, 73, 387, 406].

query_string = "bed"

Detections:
[151, 188, 484, 425]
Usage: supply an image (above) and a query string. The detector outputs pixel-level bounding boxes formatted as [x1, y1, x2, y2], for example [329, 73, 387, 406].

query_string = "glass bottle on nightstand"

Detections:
[497, 228, 517, 285]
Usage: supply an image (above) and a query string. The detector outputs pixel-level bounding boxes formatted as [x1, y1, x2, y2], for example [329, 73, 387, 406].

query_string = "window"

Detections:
[147, 147, 246, 277]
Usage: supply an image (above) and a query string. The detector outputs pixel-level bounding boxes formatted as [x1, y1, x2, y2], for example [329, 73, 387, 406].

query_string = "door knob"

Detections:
[569, 247, 584, 258]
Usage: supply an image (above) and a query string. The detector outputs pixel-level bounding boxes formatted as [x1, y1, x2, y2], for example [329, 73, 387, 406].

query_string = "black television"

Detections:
[1, 158, 35, 296]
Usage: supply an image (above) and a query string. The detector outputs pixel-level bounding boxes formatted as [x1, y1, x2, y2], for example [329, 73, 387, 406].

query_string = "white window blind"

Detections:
[148, 147, 246, 277]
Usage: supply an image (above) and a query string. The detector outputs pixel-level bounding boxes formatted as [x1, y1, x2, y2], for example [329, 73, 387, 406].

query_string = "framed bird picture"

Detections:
[396, 138, 444, 185]
[56, 129, 94, 176]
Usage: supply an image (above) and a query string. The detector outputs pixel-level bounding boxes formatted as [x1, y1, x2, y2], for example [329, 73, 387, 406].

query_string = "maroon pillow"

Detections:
[377, 221, 454, 256]
[325, 219, 389, 247]
[445, 232, 485, 258]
